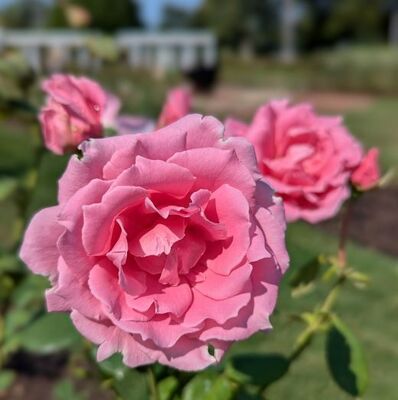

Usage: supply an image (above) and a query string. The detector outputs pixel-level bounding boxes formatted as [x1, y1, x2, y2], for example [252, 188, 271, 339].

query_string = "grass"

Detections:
[220, 46, 398, 94]
[345, 98, 398, 176]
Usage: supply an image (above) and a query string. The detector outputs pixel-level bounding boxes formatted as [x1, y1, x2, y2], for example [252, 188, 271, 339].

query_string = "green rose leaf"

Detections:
[227, 353, 289, 389]
[112, 368, 149, 400]
[289, 257, 322, 297]
[97, 353, 128, 380]
[11, 275, 49, 309]
[159, 376, 179, 400]
[0, 178, 18, 201]
[326, 314, 369, 397]
[182, 373, 236, 400]
[16, 313, 81, 354]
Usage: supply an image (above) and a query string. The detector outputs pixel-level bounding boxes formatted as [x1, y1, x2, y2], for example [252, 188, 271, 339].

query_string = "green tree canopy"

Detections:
[47, 0, 142, 32]
[191, 0, 279, 53]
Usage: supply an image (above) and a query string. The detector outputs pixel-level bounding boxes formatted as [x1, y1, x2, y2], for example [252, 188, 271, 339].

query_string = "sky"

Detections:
[0, 0, 204, 28]
[138, 0, 203, 28]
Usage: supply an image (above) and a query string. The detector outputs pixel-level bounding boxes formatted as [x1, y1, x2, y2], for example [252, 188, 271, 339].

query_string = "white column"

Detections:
[203, 44, 217, 67]
[155, 45, 175, 71]
[76, 47, 91, 69]
[22, 46, 41, 72]
[127, 46, 144, 67]
[180, 45, 197, 71]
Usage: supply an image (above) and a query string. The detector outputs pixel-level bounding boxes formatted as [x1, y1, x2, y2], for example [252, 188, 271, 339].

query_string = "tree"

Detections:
[47, 0, 142, 32]
[161, 5, 195, 30]
[0, 0, 49, 28]
[298, 0, 385, 50]
[191, 0, 279, 53]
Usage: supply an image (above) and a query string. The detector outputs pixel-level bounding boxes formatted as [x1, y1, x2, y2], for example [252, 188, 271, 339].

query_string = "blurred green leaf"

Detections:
[0, 370, 16, 393]
[0, 199, 22, 251]
[0, 178, 18, 201]
[26, 153, 69, 217]
[17, 313, 81, 355]
[3, 308, 33, 355]
[227, 353, 289, 389]
[0, 274, 15, 301]
[53, 379, 86, 400]
[112, 368, 149, 400]
[0, 254, 23, 274]
[11, 275, 49, 309]
[97, 353, 128, 380]
[326, 315, 369, 397]
[159, 376, 179, 400]
[0, 129, 38, 173]
[4, 308, 32, 338]
[289, 257, 322, 297]
[182, 373, 235, 400]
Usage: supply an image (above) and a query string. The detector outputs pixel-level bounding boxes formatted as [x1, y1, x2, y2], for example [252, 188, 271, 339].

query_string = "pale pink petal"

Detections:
[19, 206, 64, 279]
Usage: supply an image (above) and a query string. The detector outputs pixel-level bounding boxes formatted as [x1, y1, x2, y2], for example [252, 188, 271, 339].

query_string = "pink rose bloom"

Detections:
[20, 114, 288, 371]
[225, 100, 363, 223]
[157, 87, 191, 128]
[351, 148, 380, 190]
[40, 74, 109, 154]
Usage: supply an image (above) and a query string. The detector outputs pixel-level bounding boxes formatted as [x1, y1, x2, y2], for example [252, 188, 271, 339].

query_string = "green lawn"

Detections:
[345, 98, 398, 176]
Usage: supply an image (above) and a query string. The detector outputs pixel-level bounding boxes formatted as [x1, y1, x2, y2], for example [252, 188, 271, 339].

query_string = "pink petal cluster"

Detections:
[351, 148, 380, 191]
[225, 100, 363, 223]
[39, 74, 109, 155]
[20, 115, 288, 371]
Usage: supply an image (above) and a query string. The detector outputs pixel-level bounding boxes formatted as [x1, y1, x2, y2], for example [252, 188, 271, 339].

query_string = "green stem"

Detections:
[289, 276, 346, 364]
[288, 196, 354, 365]
[338, 198, 355, 269]
[147, 366, 159, 400]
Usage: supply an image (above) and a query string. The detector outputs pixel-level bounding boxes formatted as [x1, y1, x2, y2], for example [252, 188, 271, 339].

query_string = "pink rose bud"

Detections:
[351, 148, 380, 190]
[39, 74, 109, 154]
[225, 100, 364, 223]
[157, 87, 191, 128]
[20, 115, 289, 371]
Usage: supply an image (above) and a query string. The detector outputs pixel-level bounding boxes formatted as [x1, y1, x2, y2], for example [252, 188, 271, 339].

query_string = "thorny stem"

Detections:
[338, 198, 355, 269]
[288, 198, 355, 365]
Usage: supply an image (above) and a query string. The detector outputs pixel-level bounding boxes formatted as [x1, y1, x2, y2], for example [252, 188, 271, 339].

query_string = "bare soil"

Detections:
[321, 188, 398, 258]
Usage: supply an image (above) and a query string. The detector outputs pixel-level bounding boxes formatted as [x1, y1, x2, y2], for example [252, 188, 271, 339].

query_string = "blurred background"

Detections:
[0, 1, 397, 399]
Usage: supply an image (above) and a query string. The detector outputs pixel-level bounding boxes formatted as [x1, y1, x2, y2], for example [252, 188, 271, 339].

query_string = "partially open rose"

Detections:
[20, 115, 288, 371]
[226, 100, 363, 223]
[40, 74, 109, 154]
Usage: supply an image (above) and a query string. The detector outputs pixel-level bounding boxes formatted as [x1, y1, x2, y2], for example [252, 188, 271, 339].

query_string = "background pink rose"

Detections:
[20, 114, 288, 371]
[351, 147, 380, 190]
[225, 100, 363, 223]
[39, 74, 108, 154]
[157, 87, 191, 128]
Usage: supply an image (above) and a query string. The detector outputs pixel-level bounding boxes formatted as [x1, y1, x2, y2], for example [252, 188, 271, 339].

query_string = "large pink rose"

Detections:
[20, 114, 288, 371]
[225, 100, 363, 223]
[40, 74, 110, 154]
